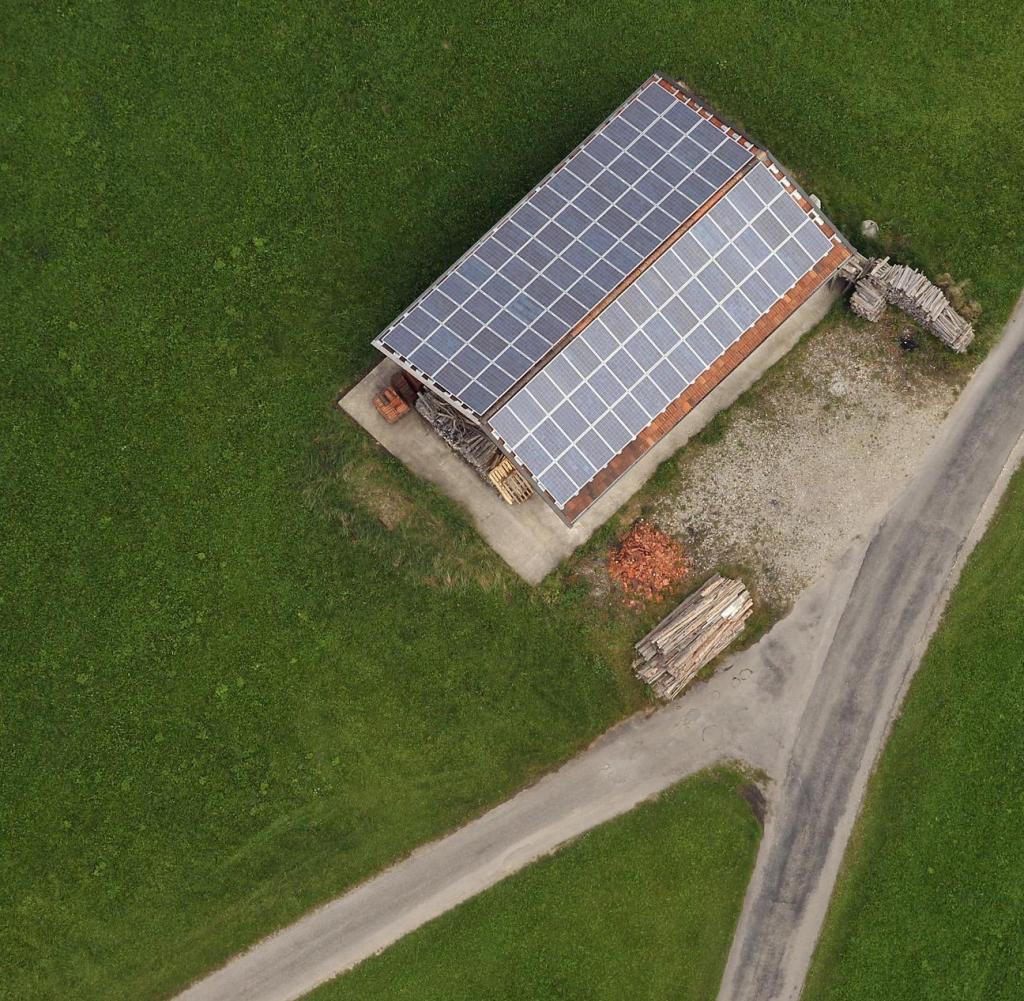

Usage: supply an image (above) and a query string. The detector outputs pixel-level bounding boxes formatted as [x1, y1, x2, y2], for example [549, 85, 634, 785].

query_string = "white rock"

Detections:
[828, 372, 849, 398]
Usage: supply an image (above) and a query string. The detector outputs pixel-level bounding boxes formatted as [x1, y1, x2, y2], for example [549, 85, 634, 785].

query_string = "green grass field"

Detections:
[3, 2, 1024, 999]
[311, 770, 762, 1001]
[803, 463, 1024, 1000]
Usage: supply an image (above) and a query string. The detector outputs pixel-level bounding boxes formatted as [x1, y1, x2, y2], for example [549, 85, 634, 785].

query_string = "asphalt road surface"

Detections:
[717, 291, 1024, 1000]
[176, 293, 1024, 1001]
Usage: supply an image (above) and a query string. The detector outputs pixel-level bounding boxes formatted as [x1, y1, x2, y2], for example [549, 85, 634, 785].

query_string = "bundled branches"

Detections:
[608, 521, 690, 602]
[415, 393, 499, 474]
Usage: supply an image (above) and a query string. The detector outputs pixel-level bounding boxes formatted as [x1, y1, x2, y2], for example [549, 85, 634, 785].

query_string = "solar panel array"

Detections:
[489, 163, 836, 508]
[376, 77, 753, 415]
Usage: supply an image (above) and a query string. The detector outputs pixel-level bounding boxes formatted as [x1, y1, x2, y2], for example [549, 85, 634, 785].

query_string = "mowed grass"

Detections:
[803, 462, 1024, 1000]
[2, 2, 1024, 1000]
[311, 771, 762, 1001]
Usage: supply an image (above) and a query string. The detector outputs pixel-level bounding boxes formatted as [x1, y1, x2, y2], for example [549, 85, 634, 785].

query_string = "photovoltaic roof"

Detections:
[374, 76, 755, 416]
[488, 163, 837, 508]
[373, 73, 851, 522]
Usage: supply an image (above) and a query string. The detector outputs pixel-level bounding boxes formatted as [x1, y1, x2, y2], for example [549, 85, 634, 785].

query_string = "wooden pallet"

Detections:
[488, 457, 534, 504]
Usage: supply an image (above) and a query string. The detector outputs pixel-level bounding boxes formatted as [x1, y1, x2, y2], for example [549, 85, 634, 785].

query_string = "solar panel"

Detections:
[376, 77, 754, 415]
[489, 163, 837, 508]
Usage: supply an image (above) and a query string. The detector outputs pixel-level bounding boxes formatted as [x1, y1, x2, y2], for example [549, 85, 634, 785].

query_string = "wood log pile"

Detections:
[883, 262, 974, 352]
[837, 251, 870, 284]
[849, 277, 887, 322]
[849, 257, 974, 352]
[488, 456, 534, 504]
[633, 575, 753, 699]
[414, 392, 500, 474]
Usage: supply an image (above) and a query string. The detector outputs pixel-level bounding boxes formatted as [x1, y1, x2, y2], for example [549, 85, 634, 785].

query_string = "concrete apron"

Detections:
[339, 281, 843, 583]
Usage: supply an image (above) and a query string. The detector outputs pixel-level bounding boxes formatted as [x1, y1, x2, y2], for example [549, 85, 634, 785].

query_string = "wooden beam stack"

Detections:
[850, 277, 887, 322]
[633, 575, 752, 700]
[837, 251, 870, 284]
[882, 262, 974, 352]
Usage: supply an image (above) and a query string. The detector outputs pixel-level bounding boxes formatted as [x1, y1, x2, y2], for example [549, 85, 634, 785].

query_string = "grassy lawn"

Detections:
[2, 2, 1023, 1000]
[803, 462, 1024, 1000]
[311, 770, 762, 1001]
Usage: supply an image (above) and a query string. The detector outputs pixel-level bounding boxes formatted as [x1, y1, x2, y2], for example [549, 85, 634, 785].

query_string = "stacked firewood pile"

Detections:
[882, 262, 974, 351]
[608, 521, 690, 604]
[633, 575, 753, 699]
[849, 274, 887, 322]
[414, 392, 500, 474]
[849, 257, 974, 352]
[837, 252, 869, 284]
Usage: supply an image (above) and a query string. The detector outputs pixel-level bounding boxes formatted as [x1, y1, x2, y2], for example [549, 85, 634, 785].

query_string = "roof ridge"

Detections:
[482, 156, 759, 419]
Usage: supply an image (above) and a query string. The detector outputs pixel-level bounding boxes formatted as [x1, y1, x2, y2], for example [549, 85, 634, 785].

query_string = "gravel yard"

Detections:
[653, 314, 964, 608]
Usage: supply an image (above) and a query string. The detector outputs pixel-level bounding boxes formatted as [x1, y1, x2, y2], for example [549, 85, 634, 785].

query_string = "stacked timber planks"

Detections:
[837, 251, 870, 284]
[633, 575, 752, 699]
[851, 257, 893, 323]
[850, 277, 887, 322]
[415, 392, 500, 474]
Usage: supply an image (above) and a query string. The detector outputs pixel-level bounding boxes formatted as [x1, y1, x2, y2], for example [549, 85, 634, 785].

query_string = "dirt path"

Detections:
[174, 294, 1024, 1001]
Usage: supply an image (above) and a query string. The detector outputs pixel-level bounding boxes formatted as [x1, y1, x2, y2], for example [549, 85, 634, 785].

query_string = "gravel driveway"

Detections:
[657, 315, 962, 606]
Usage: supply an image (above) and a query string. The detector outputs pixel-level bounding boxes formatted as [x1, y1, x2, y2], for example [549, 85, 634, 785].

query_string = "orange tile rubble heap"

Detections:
[608, 520, 690, 601]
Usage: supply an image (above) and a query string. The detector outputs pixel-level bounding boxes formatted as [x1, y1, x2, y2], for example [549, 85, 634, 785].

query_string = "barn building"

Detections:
[373, 73, 852, 524]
